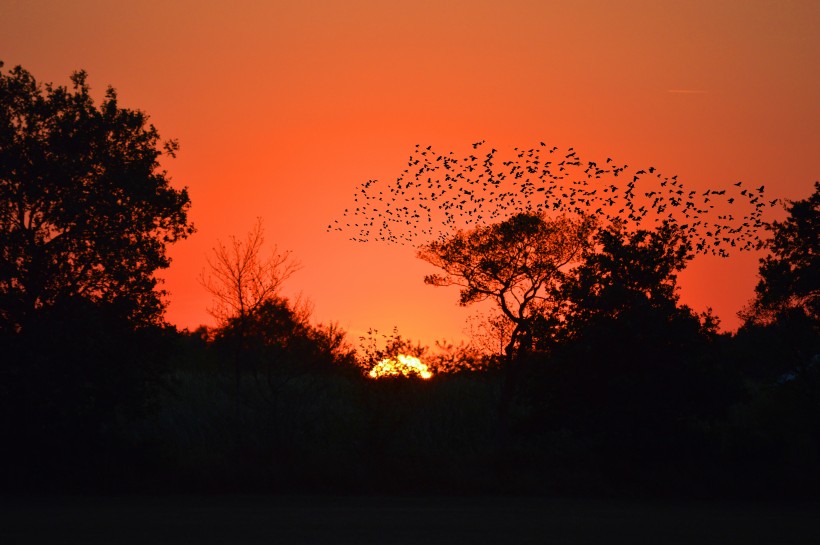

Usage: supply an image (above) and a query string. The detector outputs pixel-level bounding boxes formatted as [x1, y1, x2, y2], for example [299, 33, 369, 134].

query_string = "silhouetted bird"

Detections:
[331, 141, 776, 254]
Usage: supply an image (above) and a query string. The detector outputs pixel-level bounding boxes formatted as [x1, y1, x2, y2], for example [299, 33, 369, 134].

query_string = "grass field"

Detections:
[2, 495, 819, 544]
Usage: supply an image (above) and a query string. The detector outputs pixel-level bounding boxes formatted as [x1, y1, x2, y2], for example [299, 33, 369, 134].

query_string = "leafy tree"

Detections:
[742, 182, 819, 326]
[506, 221, 733, 492]
[732, 183, 819, 389]
[221, 294, 355, 372]
[0, 62, 193, 330]
[215, 296, 358, 403]
[559, 219, 695, 337]
[727, 211, 820, 498]
[417, 212, 595, 359]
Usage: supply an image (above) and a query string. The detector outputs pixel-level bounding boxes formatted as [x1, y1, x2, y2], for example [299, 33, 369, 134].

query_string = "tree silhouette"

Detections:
[214, 296, 357, 408]
[418, 211, 594, 359]
[734, 182, 819, 385]
[559, 219, 694, 336]
[0, 62, 193, 330]
[516, 220, 727, 488]
[417, 211, 596, 449]
[742, 182, 819, 326]
[201, 217, 300, 327]
[465, 310, 515, 358]
[201, 218, 300, 432]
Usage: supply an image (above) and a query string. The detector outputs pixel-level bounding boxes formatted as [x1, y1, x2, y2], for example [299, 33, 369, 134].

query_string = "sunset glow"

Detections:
[3, 1, 818, 346]
[3, 0, 819, 509]
[368, 354, 433, 380]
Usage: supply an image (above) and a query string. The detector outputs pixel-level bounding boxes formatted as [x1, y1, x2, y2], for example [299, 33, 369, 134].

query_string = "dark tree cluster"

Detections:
[0, 62, 193, 331]
[742, 181, 819, 326]
[1, 63, 818, 498]
[0, 61, 194, 490]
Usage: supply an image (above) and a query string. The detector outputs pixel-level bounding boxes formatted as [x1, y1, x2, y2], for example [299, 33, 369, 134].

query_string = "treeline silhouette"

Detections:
[2, 279, 818, 497]
[1, 62, 818, 498]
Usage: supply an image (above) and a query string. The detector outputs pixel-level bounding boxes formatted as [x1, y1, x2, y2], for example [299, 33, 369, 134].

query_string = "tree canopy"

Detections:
[560, 219, 695, 333]
[0, 62, 193, 329]
[744, 182, 819, 325]
[417, 212, 595, 356]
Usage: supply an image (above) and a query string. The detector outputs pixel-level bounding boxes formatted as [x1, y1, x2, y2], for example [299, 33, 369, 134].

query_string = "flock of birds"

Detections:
[329, 141, 778, 257]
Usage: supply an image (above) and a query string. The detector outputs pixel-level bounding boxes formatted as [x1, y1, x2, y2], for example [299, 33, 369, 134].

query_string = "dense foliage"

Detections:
[743, 182, 819, 325]
[0, 61, 193, 330]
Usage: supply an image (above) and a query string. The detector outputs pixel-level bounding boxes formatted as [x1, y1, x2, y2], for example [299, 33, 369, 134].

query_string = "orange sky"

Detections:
[3, 0, 819, 346]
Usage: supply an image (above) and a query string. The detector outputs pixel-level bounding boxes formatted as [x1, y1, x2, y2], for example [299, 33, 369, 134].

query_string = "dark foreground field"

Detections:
[2, 495, 819, 545]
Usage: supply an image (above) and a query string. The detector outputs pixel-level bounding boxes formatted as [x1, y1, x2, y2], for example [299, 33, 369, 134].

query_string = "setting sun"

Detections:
[368, 354, 433, 380]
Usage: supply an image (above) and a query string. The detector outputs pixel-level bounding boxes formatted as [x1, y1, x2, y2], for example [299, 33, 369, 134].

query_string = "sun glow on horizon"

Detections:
[368, 354, 433, 380]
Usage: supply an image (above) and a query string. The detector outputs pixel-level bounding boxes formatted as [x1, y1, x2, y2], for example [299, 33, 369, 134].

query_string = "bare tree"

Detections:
[465, 310, 516, 358]
[201, 217, 300, 327]
[200, 218, 300, 436]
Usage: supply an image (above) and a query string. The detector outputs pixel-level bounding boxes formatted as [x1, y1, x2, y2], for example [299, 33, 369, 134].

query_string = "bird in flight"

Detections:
[330, 141, 777, 257]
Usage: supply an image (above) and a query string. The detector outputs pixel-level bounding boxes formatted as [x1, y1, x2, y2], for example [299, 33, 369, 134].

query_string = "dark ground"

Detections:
[2, 495, 819, 545]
